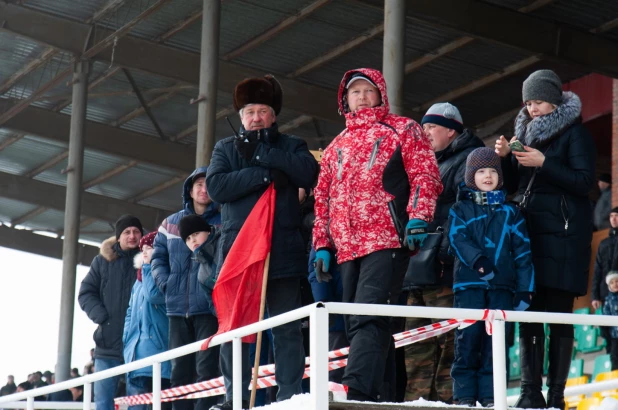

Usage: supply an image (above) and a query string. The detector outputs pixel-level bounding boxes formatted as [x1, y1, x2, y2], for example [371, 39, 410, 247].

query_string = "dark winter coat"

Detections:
[502, 92, 596, 296]
[78, 236, 138, 361]
[206, 123, 318, 279]
[448, 186, 535, 293]
[594, 188, 612, 231]
[592, 229, 618, 302]
[0, 382, 16, 396]
[406, 128, 484, 289]
[195, 228, 220, 315]
[151, 167, 221, 317]
[603, 291, 618, 338]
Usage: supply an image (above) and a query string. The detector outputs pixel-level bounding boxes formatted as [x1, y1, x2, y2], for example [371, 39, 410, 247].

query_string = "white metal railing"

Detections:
[2, 302, 618, 410]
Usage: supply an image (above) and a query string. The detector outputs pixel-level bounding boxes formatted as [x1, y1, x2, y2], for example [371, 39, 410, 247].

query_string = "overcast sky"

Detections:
[0, 247, 97, 385]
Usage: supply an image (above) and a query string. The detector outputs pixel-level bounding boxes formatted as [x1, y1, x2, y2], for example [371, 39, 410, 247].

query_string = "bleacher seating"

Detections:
[575, 397, 601, 410]
[565, 376, 589, 409]
[592, 355, 612, 381]
[592, 370, 618, 399]
[569, 359, 585, 378]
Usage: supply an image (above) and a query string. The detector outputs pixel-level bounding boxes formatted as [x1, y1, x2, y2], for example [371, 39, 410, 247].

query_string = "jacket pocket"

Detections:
[149, 324, 163, 350]
[93, 325, 105, 347]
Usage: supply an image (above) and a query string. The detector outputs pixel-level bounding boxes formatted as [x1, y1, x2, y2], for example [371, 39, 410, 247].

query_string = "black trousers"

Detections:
[168, 314, 220, 410]
[340, 248, 409, 401]
[611, 339, 618, 371]
[519, 286, 576, 339]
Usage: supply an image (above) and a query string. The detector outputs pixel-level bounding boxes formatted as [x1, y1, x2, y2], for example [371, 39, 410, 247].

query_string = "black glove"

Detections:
[473, 256, 495, 281]
[270, 169, 288, 191]
[513, 292, 532, 311]
[234, 138, 259, 161]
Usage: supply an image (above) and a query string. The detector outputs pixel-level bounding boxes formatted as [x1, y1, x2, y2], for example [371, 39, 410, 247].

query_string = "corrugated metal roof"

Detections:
[23, 0, 108, 22]
[403, 40, 533, 107]
[86, 163, 181, 201]
[0, 135, 67, 176]
[0, 198, 39, 222]
[481, 0, 532, 11]
[0, 32, 50, 88]
[137, 181, 184, 211]
[531, 0, 618, 31]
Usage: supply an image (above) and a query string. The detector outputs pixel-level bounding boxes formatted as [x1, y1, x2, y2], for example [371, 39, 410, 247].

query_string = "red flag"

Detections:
[202, 184, 275, 348]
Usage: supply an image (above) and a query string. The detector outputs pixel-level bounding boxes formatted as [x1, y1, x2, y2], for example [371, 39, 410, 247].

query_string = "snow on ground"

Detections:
[253, 394, 618, 409]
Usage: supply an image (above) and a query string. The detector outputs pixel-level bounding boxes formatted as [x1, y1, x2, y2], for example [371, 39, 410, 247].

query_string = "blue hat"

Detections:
[421, 102, 464, 134]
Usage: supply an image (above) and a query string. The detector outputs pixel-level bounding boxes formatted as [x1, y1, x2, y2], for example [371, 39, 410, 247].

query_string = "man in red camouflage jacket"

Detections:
[312, 68, 442, 402]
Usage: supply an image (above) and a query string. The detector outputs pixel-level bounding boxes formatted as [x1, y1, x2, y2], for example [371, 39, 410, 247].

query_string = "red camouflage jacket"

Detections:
[313, 68, 442, 264]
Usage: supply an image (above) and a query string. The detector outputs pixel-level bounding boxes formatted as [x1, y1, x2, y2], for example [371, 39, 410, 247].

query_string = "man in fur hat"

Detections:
[78, 215, 143, 410]
[206, 74, 318, 409]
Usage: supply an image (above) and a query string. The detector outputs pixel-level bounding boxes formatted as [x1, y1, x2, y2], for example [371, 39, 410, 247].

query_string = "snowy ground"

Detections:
[254, 394, 618, 409]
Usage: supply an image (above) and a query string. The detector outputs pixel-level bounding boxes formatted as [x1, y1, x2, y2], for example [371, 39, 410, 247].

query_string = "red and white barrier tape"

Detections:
[482, 309, 507, 335]
[115, 317, 472, 405]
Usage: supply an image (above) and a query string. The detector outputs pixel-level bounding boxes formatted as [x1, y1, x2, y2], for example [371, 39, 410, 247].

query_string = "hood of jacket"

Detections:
[100, 236, 139, 262]
[182, 166, 221, 218]
[515, 91, 582, 148]
[337, 68, 390, 129]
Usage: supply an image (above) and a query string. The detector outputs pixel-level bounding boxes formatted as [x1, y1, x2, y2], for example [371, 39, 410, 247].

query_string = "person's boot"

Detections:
[515, 336, 547, 409]
[546, 337, 574, 410]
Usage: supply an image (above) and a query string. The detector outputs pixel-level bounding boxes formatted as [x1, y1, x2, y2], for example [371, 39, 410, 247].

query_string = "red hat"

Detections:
[139, 231, 157, 251]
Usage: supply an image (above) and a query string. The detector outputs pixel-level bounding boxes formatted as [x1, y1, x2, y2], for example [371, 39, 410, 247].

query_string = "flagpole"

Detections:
[249, 252, 271, 409]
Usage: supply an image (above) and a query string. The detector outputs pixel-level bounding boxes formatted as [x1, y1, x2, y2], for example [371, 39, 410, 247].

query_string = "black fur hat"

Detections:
[233, 75, 282, 115]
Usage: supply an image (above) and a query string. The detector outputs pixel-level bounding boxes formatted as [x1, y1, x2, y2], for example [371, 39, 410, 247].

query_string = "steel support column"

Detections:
[195, 0, 221, 167]
[56, 60, 89, 383]
[382, 0, 405, 115]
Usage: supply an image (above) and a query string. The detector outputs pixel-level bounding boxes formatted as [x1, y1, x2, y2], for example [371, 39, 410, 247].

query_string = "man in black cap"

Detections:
[595, 173, 612, 230]
[79, 214, 143, 410]
[206, 74, 318, 409]
[151, 167, 221, 410]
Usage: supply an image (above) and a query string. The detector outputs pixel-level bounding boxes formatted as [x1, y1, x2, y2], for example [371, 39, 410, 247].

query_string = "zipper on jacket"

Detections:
[560, 195, 569, 231]
[367, 137, 385, 170]
[336, 149, 343, 180]
[412, 185, 420, 209]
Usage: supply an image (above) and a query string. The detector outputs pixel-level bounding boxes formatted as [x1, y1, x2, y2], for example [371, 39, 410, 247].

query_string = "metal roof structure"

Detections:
[0, 0, 617, 254]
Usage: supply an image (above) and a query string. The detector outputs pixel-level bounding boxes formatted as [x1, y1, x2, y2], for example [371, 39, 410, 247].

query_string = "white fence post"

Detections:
[26, 396, 34, 410]
[310, 304, 329, 410]
[233, 337, 242, 410]
[492, 318, 507, 410]
[153, 361, 161, 410]
[83, 382, 91, 410]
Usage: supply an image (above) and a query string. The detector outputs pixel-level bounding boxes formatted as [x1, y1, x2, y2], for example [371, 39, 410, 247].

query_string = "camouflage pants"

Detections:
[404, 288, 455, 404]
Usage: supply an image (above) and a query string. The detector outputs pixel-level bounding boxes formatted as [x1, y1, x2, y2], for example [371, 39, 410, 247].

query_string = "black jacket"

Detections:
[0, 383, 16, 396]
[592, 229, 618, 302]
[502, 92, 596, 296]
[79, 237, 138, 361]
[405, 128, 484, 289]
[206, 123, 319, 280]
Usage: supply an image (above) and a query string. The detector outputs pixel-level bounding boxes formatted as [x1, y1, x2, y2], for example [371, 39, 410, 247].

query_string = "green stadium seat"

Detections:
[568, 358, 584, 378]
[507, 387, 520, 397]
[576, 326, 603, 353]
[509, 344, 521, 381]
[592, 354, 612, 381]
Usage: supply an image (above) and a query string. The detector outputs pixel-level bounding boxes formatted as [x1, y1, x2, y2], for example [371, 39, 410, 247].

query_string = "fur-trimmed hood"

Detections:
[514, 91, 582, 148]
[134, 252, 144, 270]
[100, 236, 119, 262]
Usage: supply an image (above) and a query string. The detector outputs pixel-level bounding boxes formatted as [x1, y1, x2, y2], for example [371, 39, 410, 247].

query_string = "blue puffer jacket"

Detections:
[448, 185, 535, 294]
[603, 291, 618, 338]
[151, 167, 222, 316]
[123, 263, 171, 380]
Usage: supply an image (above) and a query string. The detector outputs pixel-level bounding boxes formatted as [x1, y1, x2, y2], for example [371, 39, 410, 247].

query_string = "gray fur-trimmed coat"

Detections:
[501, 92, 596, 296]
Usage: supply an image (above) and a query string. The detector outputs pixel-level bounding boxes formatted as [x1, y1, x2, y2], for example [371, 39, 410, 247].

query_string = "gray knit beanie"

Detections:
[465, 147, 503, 190]
[522, 70, 563, 106]
[421, 102, 464, 134]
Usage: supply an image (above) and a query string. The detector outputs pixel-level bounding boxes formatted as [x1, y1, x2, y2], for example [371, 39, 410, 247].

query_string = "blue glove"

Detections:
[406, 219, 428, 251]
[514, 292, 532, 311]
[314, 249, 332, 283]
[473, 256, 495, 281]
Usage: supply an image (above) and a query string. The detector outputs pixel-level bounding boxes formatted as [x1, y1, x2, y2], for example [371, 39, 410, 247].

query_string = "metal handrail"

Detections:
[1, 302, 617, 410]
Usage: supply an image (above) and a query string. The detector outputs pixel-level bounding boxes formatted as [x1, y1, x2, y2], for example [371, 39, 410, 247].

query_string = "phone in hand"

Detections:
[508, 140, 526, 152]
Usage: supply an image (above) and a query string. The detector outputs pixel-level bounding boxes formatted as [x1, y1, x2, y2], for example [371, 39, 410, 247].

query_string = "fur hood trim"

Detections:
[100, 236, 118, 262]
[134, 252, 144, 270]
[514, 91, 581, 147]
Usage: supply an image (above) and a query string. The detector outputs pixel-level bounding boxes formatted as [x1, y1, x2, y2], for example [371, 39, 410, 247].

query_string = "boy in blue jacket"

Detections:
[603, 271, 618, 370]
[447, 147, 535, 407]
